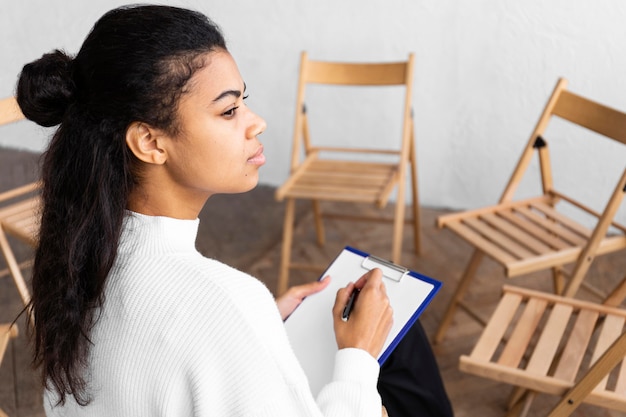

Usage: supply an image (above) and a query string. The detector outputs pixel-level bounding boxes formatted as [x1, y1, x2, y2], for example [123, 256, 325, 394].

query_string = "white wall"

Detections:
[2, 0, 626, 223]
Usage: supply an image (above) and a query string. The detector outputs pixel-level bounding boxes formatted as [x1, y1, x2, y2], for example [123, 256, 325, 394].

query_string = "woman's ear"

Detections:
[125, 122, 168, 165]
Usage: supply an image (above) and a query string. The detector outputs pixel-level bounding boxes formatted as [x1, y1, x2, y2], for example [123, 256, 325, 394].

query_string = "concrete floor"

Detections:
[1, 146, 626, 416]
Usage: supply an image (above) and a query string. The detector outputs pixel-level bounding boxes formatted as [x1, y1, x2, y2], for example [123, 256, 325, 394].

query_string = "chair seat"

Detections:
[277, 157, 399, 207]
[276, 154, 398, 207]
[460, 285, 626, 413]
[0, 195, 40, 245]
[438, 194, 626, 277]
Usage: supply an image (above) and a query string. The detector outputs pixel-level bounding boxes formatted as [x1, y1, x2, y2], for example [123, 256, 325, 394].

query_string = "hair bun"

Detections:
[16, 49, 75, 127]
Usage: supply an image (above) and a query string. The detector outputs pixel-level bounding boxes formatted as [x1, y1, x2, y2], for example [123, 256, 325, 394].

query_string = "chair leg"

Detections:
[390, 193, 407, 264]
[311, 200, 325, 247]
[10, 332, 17, 415]
[278, 198, 296, 296]
[411, 203, 421, 256]
[409, 155, 421, 256]
[434, 250, 484, 344]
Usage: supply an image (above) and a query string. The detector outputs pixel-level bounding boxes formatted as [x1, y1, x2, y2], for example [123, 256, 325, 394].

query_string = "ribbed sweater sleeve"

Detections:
[43, 212, 383, 417]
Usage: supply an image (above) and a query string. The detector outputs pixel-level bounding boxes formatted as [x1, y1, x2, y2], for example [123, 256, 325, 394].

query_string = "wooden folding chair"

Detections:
[0, 97, 40, 309]
[434, 78, 626, 343]
[275, 52, 420, 294]
[461, 284, 626, 416]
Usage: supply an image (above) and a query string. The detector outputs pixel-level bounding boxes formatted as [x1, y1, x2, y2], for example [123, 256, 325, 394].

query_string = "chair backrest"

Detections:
[0, 97, 24, 126]
[289, 52, 415, 171]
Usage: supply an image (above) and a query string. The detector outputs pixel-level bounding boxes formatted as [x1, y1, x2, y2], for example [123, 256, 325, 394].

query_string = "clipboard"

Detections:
[284, 246, 441, 396]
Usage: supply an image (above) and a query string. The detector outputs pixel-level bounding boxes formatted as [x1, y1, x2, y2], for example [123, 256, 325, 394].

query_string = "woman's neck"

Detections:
[127, 181, 209, 220]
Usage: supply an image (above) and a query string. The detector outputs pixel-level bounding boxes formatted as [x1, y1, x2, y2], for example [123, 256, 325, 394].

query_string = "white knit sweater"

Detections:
[44, 212, 382, 416]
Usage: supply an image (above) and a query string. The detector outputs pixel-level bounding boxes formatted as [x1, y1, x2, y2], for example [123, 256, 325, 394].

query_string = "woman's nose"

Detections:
[247, 109, 267, 139]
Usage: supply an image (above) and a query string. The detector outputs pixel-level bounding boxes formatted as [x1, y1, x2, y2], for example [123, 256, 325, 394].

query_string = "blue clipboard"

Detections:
[284, 246, 442, 396]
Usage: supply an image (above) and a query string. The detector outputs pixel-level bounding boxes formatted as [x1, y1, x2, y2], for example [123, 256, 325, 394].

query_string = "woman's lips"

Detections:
[247, 146, 266, 165]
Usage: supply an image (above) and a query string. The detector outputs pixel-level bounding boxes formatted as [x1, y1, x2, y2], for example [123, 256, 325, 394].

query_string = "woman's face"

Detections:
[163, 49, 267, 201]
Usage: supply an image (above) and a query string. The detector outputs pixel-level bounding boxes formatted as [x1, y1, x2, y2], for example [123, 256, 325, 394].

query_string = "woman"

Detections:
[17, 4, 452, 416]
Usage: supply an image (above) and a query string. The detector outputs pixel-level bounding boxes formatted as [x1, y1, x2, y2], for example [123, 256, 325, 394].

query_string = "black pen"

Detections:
[342, 288, 360, 321]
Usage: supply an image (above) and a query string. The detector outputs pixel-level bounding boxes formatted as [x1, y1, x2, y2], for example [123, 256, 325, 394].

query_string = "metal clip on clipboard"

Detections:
[361, 255, 408, 282]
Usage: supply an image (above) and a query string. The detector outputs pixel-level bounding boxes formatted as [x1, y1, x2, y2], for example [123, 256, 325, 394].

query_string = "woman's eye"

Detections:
[222, 95, 248, 117]
[222, 106, 239, 117]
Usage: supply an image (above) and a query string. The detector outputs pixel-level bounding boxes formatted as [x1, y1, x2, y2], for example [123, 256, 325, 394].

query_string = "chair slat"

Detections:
[445, 220, 517, 264]
[313, 146, 401, 155]
[498, 297, 548, 367]
[592, 315, 625, 391]
[311, 160, 398, 172]
[553, 309, 600, 382]
[482, 212, 554, 255]
[498, 209, 571, 250]
[463, 217, 535, 259]
[514, 206, 587, 247]
[296, 179, 389, 191]
[531, 201, 593, 238]
[469, 291, 523, 361]
[287, 188, 379, 200]
[436, 195, 551, 228]
[299, 172, 392, 186]
[289, 187, 379, 198]
[275, 152, 320, 200]
[526, 303, 573, 375]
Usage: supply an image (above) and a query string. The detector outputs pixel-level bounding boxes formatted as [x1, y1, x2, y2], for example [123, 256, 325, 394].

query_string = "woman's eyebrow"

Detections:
[212, 83, 247, 102]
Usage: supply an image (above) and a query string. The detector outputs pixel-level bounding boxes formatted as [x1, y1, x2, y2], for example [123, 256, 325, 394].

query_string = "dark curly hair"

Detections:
[16, 4, 226, 406]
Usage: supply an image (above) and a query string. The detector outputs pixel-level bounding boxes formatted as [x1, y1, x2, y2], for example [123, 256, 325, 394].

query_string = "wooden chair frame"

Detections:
[275, 52, 420, 294]
[434, 78, 626, 343]
[461, 285, 626, 416]
[0, 97, 40, 310]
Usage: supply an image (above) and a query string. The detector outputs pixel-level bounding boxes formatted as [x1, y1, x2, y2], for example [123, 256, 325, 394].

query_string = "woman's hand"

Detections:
[332, 268, 393, 359]
[276, 277, 331, 320]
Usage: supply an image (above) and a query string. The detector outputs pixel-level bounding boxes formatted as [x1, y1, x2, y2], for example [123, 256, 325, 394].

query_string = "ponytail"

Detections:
[18, 52, 135, 405]
[16, 4, 226, 405]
